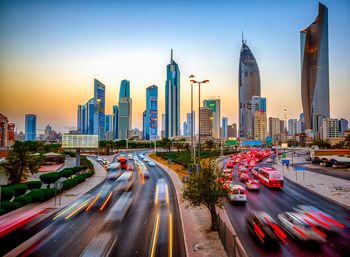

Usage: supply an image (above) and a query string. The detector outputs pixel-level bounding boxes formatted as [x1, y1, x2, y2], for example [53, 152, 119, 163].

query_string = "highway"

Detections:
[0, 151, 186, 257]
[224, 158, 350, 257]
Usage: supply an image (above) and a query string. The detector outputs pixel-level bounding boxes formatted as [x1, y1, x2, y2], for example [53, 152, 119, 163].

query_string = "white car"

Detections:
[277, 212, 326, 242]
[105, 192, 133, 223]
[228, 185, 247, 205]
[147, 161, 156, 167]
[128, 154, 133, 160]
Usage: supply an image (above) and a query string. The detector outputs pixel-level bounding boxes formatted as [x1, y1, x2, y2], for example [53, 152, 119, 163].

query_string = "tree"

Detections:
[2, 141, 44, 184]
[160, 138, 172, 152]
[204, 139, 215, 150]
[182, 161, 228, 230]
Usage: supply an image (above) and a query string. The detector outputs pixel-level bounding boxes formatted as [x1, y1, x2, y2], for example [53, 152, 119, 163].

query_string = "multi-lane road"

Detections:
[0, 151, 186, 257]
[224, 158, 350, 257]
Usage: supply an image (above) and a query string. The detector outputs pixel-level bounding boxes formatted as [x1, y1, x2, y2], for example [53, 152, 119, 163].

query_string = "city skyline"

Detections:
[1, 0, 350, 132]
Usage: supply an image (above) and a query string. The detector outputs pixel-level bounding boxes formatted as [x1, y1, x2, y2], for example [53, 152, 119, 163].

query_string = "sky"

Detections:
[0, 0, 349, 133]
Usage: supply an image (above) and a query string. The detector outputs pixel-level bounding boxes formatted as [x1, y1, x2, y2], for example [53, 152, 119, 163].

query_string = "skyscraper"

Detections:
[253, 112, 267, 142]
[269, 117, 280, 139]
[161, 114, 166, 139]
[203, 99, 221, 139]
[165, 49, 180, 138]
[288, 119, 298, 136]
[239, 39, 261, 138]
[105, 114, 113, 140]
[25, 114, 36, 141]
[222, 117, 228, 139]
[118, 80, 132, 139]
[93, 79, 106, 139]
[301, 3, 330, 132]
[199, 107, 212, 142]
[113, 105, 118, 139]
[339, 118, 349, 135]
[145, 85, 158, 140]
[227, 123, 237, 138]
[119, 79, 130, 99]
[142, 110, 146, 139]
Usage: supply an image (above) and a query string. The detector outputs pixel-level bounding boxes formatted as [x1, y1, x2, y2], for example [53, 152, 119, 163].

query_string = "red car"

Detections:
[239, 173, 250, 182]
[245, 179, 260, 191]
[226, 160, 234, 169]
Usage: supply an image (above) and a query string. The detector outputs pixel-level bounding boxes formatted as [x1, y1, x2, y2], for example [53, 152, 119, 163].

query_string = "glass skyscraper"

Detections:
[300, 3, 329, 132]
[165, 49, 180, 138]
[113, 105, 118, 140]
[118, 80, 132, 139]
[145, 85, 158, 140]
[25, 114, 36, 141]
[93, 79, 106, 139]
[239, 39, 261, 139]
[119, 79, 130, 99]
[203, 99, 221, 139]
[222, 116, 228, 139]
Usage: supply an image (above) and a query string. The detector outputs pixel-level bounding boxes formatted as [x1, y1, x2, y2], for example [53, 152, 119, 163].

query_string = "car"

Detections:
[246, 211, 286, 248]
[115, 171, 134, 192]
[147, 161, 156, 167]
[239, 173, 250, 182]
[155, 178, 168, 204]
[128, 153, 133, 160]
[143, 170, 150, 179]
[292, 205, 345, 232]
[223, 168, 232, 173]
[228, 185, 246, 204]
[252, 167, 260, 178]
[245, 179, 260, 191]
[266, 158, 273, 163]
[226, 160, 234, 169]
[105, 192, 133, 223]
[277, 212, 326, 243]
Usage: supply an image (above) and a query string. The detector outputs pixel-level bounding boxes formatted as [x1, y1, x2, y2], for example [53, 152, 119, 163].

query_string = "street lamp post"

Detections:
[96, 98, 101, 158]
[189, 75, 195, 164]
[190, 79, 209, 166]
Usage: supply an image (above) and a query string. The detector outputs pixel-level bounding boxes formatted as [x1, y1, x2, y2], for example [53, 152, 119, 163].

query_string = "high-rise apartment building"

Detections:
[105, 114, 113, 140]
[269, 117, 280, 139]
[227, 123, 237, 138]
[322, 118, 340, 140]
[239, 39, 261, 138]
[253, 112, 267, 141]
[199, 107, 212, 142]
[203, 99, 221, 139]
[113, 105, 118, 140]
[93, 79, 106, 139]
[165, 49, 180, 138]
[25, 114, 36, 141]
[222, 117, 228, 139]
[145, 85, 158, 140]
[288, 119, 298, 136]
[247, 96, 266, 139]
[339, 118, 349, 135]
[161, 114, 166, 139]
[301, 3, 330, 132]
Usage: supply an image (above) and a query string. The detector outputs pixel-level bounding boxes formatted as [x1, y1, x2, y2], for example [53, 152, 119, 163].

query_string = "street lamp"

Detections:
[189, 75, 195, 164]
[190, 79, 210, 166]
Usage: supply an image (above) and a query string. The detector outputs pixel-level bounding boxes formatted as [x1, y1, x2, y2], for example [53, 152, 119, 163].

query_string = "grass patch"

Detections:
[149, 153, 188, 179]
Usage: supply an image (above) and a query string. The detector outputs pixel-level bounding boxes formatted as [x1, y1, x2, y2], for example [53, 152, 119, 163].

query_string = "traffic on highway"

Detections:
[0, 151, 186, 257]
[222, 149, 350, 257]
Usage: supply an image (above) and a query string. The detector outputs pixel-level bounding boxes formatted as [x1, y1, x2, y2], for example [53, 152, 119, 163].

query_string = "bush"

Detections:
[7, 184, 28, 197]
[25, 188, 57, 202]
[72, 166, 85, 174]
[59, 169, 73, 179]
[39, 172, 59, 188]
[62, 179, 78, 191]
[13, 195, 32, 205]
[1, 188, 14, 201]
[25, 180, 43, 190]
[1, 201, 22, 212]
[0, 208, 5, 215]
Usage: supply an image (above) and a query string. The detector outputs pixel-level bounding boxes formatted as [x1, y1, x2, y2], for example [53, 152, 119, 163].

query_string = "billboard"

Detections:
[241, 140, 263, 146]
[205, 100, 217, 112]
[62, 134, 98, 149]
[8, 123, 15, 141]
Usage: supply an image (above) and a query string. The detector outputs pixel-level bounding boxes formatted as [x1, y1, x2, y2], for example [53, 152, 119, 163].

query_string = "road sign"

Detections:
[282, 152, 287, 158]
[55, 181, 63, 190]
[294, 167, 306, 171]
[282, 159, 289, 166]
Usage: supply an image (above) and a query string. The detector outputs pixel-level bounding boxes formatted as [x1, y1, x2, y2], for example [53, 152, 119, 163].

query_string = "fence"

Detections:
[217, 213, 248, 257]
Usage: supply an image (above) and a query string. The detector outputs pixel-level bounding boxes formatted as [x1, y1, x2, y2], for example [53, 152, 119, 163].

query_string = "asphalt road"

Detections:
[1, 151, 186, 257]
[224, 159, 350, 257]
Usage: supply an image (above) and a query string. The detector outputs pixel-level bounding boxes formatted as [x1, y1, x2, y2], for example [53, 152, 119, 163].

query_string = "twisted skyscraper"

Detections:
[300, 3, 330, 132]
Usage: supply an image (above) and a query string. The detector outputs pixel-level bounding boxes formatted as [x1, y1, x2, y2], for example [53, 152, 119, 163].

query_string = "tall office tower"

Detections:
[253, 112, 267, 141]
[199, 107, 213, 142]
[301, 3, 330, 132]
[269, 117, 280, 139]
[322, 118, 340, 140]
[77, 105, 83, 133]
[203, 99, 221, 139]
[118, 80, 132, 140]
[184, 111, 195, 137]
[183, 121, 188, 136]
[339, 119, 348, 135]
[25, 114, 37, 141]
[299, 113, 306, 132]
[93, 79, 106, 139]
[280, 120, 286, 133]
[248, 96, 266, 139]
[105, 114, 113, 140]
[165, 49, 180, 138]
[239, 38, 261, 138]
[142, 110, 146, 139]
[145, 85, 158, 140]
[119, 79, 130, 99]
[227, 123, 237, 138]
[222, 117, 228, 139]
[288, 119, 298, 136]
[161, 114, 166, 139]
[113, 105, 118, 139]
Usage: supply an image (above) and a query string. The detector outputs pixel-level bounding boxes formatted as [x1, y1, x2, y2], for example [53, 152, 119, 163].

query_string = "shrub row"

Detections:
[25, 188, 57, 202]
[25, 180, 43, 190]
[39, 172, 60, 188]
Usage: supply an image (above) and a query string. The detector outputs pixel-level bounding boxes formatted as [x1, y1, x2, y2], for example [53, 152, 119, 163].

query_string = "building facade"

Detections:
[339, 118, 349, 135]
[93, 79, 106, 139]
[165, 49, 180, 138]
[105, 114, 113, 140]
[113, 105, 118, 139]
[25, 114, 37, 141]
[118, 80, 132, 140]
[199, 107, 212, 142]
[253, 111, 267, 142]
[145, 85, 158, 140]
[239, 40, 261, 138]
[222, 117, 228, 139]
[268, 117, 280, 140]
[227, 123, 237, 138]
[288, 119, 298, 136]
[203, 99, 221, 139]
[322, 118, 340, 140]
[119, 79, 130, 99]
[300, 3, 330, 132]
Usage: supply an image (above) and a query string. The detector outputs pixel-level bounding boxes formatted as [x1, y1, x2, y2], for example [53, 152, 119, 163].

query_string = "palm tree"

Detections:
[205, 139, 215, 150]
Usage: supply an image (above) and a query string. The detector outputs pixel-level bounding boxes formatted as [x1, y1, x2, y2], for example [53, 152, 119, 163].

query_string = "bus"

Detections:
[258, 167, 283, 189]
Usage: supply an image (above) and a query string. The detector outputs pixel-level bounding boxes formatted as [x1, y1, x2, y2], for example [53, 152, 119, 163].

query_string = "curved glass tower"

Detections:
[238, 40, 261, 139]
[300, 3, 329, 132]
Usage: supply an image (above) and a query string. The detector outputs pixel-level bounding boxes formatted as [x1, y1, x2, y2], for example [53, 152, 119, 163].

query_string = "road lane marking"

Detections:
[53, 202, 79, 220]
[150, 213, 160, 257]
[86, 192, 102, 212]
[100, 192, 113, 211]
[65, 200, 90, 220]
[168, 213, 173, 257]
